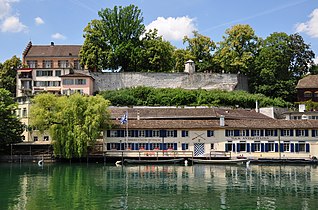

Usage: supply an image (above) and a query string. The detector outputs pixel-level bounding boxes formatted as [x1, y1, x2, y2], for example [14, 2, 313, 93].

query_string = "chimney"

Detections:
[184, 60, 195, 74]
[220, 115, 225, 127]
[255, 100, 259, 113]
[50, 42, 54, 46]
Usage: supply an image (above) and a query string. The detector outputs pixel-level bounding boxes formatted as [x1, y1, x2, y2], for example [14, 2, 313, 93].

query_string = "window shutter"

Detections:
[305, 130, 309, 136]
[295, 143, 299, 152]
[274, 130, 278, 136]
[174, 143, 177, 150]
[225, 144, 229, 152]
[182, 131, 185, 137]
[107, 143, 110, 150]
[265, 143, 268, 152]
[237, 144, 240, 152]
[207, 130, 211, 137]
[280, 144, 284, 152]
[261, 144, 265, 152]
[149, 130, 153, 137]
[296, 130, 300, 136]
[306, 143, 310, 153]
[246, 130, 249, 136]
[174, 130, 177, 137]
[107, 130, 110, 137]
[233, 144, 236, 152]
[312, 130, 316, 137]
[246, 143, 250, 152]
[234, 130, 239, 136]
[135, 130, 139, 137]
[163, 143, 167, 150]
[182, 143, 186, 150]
[275, 143, 278, 152]
[290, 129, 294, 136]
[280, 130, 284, 136]
[261, 130, 264, 136]
[225, 130, 229, 136]
[291, 143, 294, 152]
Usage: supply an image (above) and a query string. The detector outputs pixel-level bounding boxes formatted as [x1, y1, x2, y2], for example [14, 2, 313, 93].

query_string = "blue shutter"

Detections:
[131, 130, 135, 137]
[182, 131, 186, 137]
[174, 143, 177, 150]
[145, 143, 149, 150]
[159, 143, 163, 150]
[246, 130, 249, 136]
[225, 130, 229, 136]
[265, 130, 268, 136]
[145, 130, 149, 137]
[135, 130, 139, 137]
[225, 144, 229, 152]
[107, 143, 110, 150]
[313, 130, 316, 137]
[134, 143, 138, 150]
[275, 143, 278, 152]
[251, 143, 255, 152]
[281, 130, 284, 136]
[233, 144, 236, 152]
[290, 129, 294, 137]
[121, 130, 125, 137]
[305, 130, 309, 136]
[247, 143, 250, 152]
[117, 143, 121, 150]
[261, 144, 265, 152]
[160, 130, 166, 137]
[174, 130, 177, 137]
[149, 143, 153, 150]
[107, 130, 110, 137]
[291, 143, 295, 152]
[234, 130, 239, 136]
[280, 144, 284, 152]
[149, 130, 153, 137]
[306, 143, 310, 153]
[295, 143, 299, 152]
[274, 130, 278, 136]
[163, 143, 167, 150]
[296, 130, 299, 137]
[265, 143, 269, 152]
[237, 144, 240, 152]
[261, 130, 264, 136]
[207, 130, 211, 137]
[182, 143, 186, 150]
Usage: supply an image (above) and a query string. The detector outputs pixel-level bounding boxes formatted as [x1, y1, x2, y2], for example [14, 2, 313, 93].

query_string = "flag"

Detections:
[120, 112, 128, 124]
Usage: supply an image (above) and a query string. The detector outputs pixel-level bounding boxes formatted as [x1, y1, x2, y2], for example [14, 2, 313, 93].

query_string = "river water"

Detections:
[0, 163, 318, 210]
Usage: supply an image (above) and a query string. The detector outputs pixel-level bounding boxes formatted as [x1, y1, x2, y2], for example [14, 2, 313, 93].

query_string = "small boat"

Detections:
[124, 158, 184, 165]
[190, 158, 249, 165]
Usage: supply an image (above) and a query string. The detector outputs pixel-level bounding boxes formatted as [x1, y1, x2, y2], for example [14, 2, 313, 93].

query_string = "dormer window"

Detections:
[27, 60, 37, 68]
[43, 60, 52, 68]
[58, 60, 69, 68]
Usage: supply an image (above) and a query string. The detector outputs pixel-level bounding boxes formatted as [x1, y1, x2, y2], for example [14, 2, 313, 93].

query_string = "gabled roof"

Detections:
[23, 43, 81, 58]
[296, 75, 318, 89]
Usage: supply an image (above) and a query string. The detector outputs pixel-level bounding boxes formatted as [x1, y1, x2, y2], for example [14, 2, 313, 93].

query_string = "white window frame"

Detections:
[283, 142, 290, 152]
[152, 130, 160, 137]
[254, 142, 261, 152]
[283, 130, 291, 136]
[268, 142, 275, 152]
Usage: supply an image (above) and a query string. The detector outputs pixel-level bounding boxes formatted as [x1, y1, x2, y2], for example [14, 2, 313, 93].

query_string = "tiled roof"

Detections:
[296, 75, 318, 89]
[24, 45, 81, 58]
[60, 72, 94, 79]
[109, 107, 269, 120]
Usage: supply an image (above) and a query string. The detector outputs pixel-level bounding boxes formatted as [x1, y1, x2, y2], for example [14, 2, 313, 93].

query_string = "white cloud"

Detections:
[51, 33, 66, 40]
[35, 17, 44, 25]
[1, 16, 26, 32]
[0, 0, 12, 20]
[314, 57, 318, 64]
[146, 16, 197, 41]
[295, 8, 318, 38]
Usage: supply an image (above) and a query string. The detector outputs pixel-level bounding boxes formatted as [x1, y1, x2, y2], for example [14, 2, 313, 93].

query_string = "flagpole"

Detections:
[126, 110, 128, 150]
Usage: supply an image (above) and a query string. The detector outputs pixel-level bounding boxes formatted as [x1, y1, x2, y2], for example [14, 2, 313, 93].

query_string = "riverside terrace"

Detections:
[103, 106, 318, 161]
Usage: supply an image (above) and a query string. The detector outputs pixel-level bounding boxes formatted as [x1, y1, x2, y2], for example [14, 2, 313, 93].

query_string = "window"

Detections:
[283, 142, 290, 152]
[268, 142, 275, 152]
[167, 143, 174, 150]
[226, 142, 233, 151]
[139, 143, 146, 150]
[58, 60, 69, 68]
[226, 130, 235, 136]
[239, 130, 247, 136]
[27, 60, 37, 68]
[167, 130, 175, 137]
[110, 130, 118, 137]
[16, 108, 21, 117]
[313, 130, 318, 137]
[207, 130, 214, 137]
[55, 70, 61, 77]
[74, 60, 81, 69]
[139, 130, 145, 137]
[265, 130, 276, 136]
[182, 130, 189, 137]
[44, 136, 49, 141]
[63, 79, 74, 85]
[238, 142, 246, 151]
[210, 143, 214, 150]
[75, 79, 86, 85]
[282, 130, 291, 136]
[251, 130, 261, 136]
[292, 116, 302, 120]
[298, 142, 306, 152]
[43, 60, 53, 68]
[36, 70, 53, 77]
[22, 108, 27, 117]
[152, 130, 160, 137]
[182, 143, 189, 150]
[153, 143, 160, 150]
[33, 136, 38, 141]
[254, 142, 261, 152]
[296, 129, 308, 137]
[304, 91, 312, 98]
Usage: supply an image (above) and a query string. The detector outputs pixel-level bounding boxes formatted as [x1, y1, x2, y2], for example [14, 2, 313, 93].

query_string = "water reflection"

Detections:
[1, 164, 318, 209]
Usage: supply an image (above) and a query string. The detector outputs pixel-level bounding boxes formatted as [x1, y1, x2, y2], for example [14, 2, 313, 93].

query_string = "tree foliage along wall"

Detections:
[100, 86, 291, 108]
[30, 93, 111, 159]
[0, 88, 23, 150]
[0, 56, 21, 96]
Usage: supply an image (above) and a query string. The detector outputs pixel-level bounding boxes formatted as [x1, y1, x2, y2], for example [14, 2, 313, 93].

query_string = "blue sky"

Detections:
[1, 0, 318, 63]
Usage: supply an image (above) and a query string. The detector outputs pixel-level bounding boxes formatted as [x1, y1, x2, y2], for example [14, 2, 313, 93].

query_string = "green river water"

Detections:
[0, 163, 318, 210]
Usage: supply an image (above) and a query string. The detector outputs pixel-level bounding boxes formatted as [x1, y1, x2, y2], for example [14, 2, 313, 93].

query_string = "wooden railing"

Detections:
[103, 150, 194, 160]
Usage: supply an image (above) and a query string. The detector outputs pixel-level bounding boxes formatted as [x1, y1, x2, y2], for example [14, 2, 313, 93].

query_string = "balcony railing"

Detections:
[18, 74, 32, 79]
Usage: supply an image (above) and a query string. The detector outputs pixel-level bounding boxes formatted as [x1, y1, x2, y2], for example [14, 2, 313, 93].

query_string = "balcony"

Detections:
[18, 74, 32, 79]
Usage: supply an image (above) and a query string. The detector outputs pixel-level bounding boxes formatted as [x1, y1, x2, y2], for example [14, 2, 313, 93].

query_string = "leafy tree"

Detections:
[214, 24, 259, 75]
[0, 56, 21, 96]
[0, 88, 23, 151]
[253, 32, 315, 102]
[183, 31, 216, 72]
[138, 29, 175, 72]
[30, 93, 111, 159]
[80, 5, 145, 72]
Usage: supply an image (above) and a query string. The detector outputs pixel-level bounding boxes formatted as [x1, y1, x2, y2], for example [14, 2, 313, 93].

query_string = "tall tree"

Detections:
[30, 93, 111, 159]
[0, 88, 23, 150]
[214, 24, 259, 75]
[80, 5, 145, 72]
[0, 56, 21, 96]
[183, 31, 216, 72]
[253, 32, 315, 102]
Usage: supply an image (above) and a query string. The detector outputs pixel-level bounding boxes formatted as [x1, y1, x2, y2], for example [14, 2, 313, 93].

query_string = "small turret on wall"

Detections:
[185, 60, 195, 74]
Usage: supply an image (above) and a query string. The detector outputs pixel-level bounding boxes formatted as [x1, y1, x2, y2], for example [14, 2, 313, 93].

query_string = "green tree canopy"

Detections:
[183, 31, 216, 72]
[0, 88, 23, 150]
[214, 24, 259, 75]
[80, 4, 145, 72]
[0, 56, 21, 96]
[30, 93, 111, 159]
